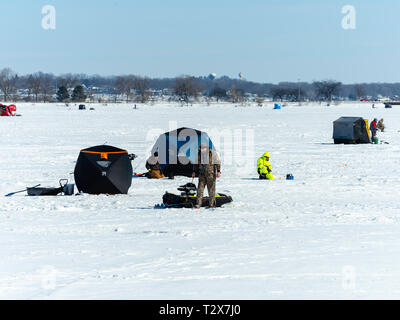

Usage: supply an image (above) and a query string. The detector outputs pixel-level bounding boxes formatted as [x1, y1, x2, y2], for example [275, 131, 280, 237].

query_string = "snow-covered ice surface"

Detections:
[1, 102, 400, 299]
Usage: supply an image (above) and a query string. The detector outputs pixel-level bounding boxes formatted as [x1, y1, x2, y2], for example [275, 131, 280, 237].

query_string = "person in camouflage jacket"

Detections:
[192, 143, 221, 208]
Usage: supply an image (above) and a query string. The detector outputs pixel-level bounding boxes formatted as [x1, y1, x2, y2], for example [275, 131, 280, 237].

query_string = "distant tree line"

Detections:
[1, 67, 400, 103]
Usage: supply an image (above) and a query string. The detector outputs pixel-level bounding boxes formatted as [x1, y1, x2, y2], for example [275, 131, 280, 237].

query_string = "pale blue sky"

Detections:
[1, 0, 399, 83]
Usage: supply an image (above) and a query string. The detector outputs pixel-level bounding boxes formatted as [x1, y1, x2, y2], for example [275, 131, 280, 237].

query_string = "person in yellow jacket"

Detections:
[257, 152, 275, 180]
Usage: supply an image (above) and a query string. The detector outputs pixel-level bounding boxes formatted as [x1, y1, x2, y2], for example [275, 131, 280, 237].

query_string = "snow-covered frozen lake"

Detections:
[1, 101, 400, 299]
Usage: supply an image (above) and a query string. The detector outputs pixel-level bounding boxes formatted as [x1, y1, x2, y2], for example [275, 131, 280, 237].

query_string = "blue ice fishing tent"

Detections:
[151, 127, 216, 177]
[274, 103, 281, 109]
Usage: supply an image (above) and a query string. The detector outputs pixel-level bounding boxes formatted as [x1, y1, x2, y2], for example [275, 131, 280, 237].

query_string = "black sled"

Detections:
[161, 183, 233, 208]
[27, 179, 74, 196]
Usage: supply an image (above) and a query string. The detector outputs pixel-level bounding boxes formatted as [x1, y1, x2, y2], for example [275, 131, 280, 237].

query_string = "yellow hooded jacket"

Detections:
[257, 152, 274, 180]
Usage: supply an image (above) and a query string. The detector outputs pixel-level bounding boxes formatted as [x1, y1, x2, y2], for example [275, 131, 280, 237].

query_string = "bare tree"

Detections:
[27, 72, 54, 102]
[173, 76, 200, 104]
[354, 84, 365, 100]
[0, 68, 17, 101]
[124, 76, 135, 102]
[57, 74, 79, 89]
[256, 92, 265, 106]
[24, 76, 33, 101]
[134, 76, 150, 103]
[114, 76, 135, 102]
[114, 76, 125, 102]
[313, 80, 342, 102]
[40, 73, 55, 102]
[229, 86, 245, 103]
[27, 74, 42, 102]
[86, 86, 95, 103]
[209, 87, 227, 102]
[270, 87, 305, 101]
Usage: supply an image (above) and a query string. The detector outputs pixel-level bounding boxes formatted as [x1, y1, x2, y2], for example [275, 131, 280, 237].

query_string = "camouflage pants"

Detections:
[196, 174, 216, 207]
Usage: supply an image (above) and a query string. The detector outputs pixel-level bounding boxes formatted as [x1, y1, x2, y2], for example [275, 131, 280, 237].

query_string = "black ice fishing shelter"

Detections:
[74, 145, 133, 194]
[333, 117, 370, 144]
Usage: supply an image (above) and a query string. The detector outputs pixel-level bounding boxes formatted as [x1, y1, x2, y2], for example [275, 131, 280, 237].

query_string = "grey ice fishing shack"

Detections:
[333, 117, 370, 144]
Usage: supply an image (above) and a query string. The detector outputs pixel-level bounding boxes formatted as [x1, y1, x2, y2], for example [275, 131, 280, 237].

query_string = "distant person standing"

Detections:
[370, 118, 378, 142]
[377, 118, 385, 132]
[192, 143, 221, 208]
